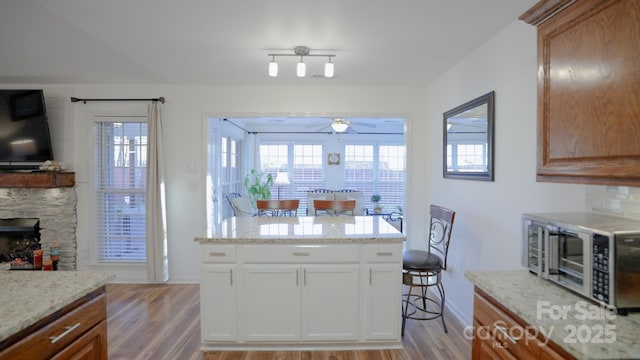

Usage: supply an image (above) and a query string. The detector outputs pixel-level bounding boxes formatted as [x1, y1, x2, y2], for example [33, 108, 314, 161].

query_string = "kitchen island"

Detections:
[0, 271, 115, 359]
[195, 215, 405, 350]
[466, 270, 640, 359]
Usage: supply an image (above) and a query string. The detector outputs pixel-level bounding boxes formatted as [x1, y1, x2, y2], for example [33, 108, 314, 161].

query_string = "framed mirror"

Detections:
[443, 91, 494, 181]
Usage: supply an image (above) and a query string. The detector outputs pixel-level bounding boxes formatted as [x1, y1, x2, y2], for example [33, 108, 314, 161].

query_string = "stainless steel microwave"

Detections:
[522, 212, 640, 314]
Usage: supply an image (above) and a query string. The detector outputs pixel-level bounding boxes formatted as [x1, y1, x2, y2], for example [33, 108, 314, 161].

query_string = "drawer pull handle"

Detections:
[495, 324, 517, 344]
[209, 252, 226, 256]
[292, 252, 309, 256]
[50, 323, 81, 344]
[376, 252, 393, 256]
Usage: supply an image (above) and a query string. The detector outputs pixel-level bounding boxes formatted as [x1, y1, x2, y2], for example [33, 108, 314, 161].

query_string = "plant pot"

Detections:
[374, 207, 382, 214]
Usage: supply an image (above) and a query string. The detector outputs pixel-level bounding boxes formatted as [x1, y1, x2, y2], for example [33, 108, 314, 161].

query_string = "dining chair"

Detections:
[313, 199, 356, 216]
[387, 211, 404, 233]
[225, 193, 242, 216]
[401, 204, 455, 335]
[256, 199, 300, 217]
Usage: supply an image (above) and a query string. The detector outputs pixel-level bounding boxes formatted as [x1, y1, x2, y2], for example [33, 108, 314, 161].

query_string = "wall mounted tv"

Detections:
[0, 89, 54, 170]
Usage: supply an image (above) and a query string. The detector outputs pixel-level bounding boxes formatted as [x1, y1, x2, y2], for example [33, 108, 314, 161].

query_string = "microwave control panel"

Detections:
[592, 234, 610, 304]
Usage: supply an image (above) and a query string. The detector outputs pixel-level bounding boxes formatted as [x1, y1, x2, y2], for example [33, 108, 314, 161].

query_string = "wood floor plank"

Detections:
[106, 284, 471, 360]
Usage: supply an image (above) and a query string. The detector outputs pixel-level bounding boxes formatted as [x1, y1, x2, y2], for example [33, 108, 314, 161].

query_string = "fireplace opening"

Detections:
[0, 218, 41, 270]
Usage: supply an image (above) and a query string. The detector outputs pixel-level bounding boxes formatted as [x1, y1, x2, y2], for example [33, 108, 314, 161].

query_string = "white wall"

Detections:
[423, 20, 588, 325]
[59, 85, 423, 282]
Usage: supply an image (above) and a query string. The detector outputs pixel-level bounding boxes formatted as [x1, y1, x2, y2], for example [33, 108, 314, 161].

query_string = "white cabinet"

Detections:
[362, 244, 403, 340]
[200, 245, 237, 342]
[301, 265, 359, 341]
[242, 245, 360, 342]
[243, 265, 301, 341]
[243, 264, 359, 342]
[199, 242, 402, 349]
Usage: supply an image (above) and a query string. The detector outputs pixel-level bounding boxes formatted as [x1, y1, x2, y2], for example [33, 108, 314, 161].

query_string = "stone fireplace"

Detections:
[0, 172, 77, 270]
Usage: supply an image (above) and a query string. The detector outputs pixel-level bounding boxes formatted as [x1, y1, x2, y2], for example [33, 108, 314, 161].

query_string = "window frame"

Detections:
[92, 114, 149, 265]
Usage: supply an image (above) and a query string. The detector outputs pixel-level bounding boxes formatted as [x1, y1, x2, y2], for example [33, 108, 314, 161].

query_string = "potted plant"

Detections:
[371, 194, 382, 213]
[243, 169, 274, 206]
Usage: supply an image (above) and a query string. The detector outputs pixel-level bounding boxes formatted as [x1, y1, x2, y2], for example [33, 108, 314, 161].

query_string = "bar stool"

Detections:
[401, 204, 456, 335]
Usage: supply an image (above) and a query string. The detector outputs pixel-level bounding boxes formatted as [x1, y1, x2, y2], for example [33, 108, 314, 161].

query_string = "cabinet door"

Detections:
[301, 265, 359, 341]
[50, 322, 107, 360]
[363, 264, 402, 340]
[527, 0, 640, 186]
[201, 264, 237, 341]
[243, 265, 301, 341]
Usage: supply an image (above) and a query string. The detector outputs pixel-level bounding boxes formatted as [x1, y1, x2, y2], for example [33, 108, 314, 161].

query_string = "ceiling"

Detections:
[0, 0, 535, 86]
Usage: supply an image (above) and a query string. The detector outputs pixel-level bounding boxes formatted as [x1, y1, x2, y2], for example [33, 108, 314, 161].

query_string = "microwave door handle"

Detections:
[543, 229, 550, 279]
[538, 227, 544, 276]
[544, 229, 559, 279]
[546, 231, 559, 279]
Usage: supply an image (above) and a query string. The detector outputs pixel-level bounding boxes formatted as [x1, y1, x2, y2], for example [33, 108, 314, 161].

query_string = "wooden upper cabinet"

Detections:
[520, 0, 640, 186]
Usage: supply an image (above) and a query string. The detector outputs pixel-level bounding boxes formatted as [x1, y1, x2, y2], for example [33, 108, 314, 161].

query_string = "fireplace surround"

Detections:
[0, 172, 76, 270]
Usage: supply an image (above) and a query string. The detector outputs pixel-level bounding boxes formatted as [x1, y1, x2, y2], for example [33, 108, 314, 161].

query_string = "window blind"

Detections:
[259, 143, 324, 209]
[344, 144, 406, 211]
[94, 119, 147, 261]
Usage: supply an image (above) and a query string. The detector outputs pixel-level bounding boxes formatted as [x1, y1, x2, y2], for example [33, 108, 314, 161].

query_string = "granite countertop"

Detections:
[0, 271, 115, 343]
[195, 216, 405, 244]
[465, 270, 640, 360]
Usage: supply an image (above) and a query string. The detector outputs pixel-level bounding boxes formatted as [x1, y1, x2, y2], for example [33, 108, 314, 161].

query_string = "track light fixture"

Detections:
[268, 46, 335, 78]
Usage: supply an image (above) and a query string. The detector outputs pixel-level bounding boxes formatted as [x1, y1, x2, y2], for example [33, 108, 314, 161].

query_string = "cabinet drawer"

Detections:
[201, 245, 236, 263]
[243, 245, 359, 263]
[363, 244, 402, 262]
[2, 293, 106, 360]
[473, 293, 539, 359]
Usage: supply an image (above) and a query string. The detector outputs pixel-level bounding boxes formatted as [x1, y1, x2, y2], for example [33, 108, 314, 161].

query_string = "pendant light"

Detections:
[296, 56, 306, 77]
[268, 56, 278, 77]
[324, 57, 334, 78]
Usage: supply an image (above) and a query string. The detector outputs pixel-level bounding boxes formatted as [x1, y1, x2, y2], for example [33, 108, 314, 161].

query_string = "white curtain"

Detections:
[146, 102, 169, 282]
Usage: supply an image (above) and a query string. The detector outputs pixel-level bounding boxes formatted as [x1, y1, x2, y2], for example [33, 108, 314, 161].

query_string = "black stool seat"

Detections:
[402, 250, 442, 272]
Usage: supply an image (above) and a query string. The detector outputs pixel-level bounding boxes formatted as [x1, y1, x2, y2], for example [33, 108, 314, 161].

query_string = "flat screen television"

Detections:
[0, 90, 54, 170]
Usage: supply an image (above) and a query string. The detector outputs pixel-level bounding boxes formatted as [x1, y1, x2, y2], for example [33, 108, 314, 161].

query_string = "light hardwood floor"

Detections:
[106, 284, 471, 360]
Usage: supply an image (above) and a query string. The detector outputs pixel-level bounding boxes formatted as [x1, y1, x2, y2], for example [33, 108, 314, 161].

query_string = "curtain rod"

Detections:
[70, 97, 165, 104]
[223, 118, 250, 134]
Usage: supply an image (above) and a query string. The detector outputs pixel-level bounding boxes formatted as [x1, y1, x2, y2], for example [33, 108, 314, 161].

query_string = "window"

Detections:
[344, 144, 406, 211]
[94, 119, 147, 261]
[446, 143, 487, 172]
[219, 136, 242, 219]
[259, 143, 324, 209]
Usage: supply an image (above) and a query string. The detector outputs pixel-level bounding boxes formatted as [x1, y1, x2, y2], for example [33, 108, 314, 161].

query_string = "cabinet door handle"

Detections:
[209, 252, 226, 257]
[376, 252, 393, 256]
[494, 324, 518, 344]
[229, 269, 233, 286]
[293, 252, 309, 256]
[304, 269, 307, 286]
[296, 269, 299, 286]
[369, 268, 372, 285]
[49, 323, 81, 344]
